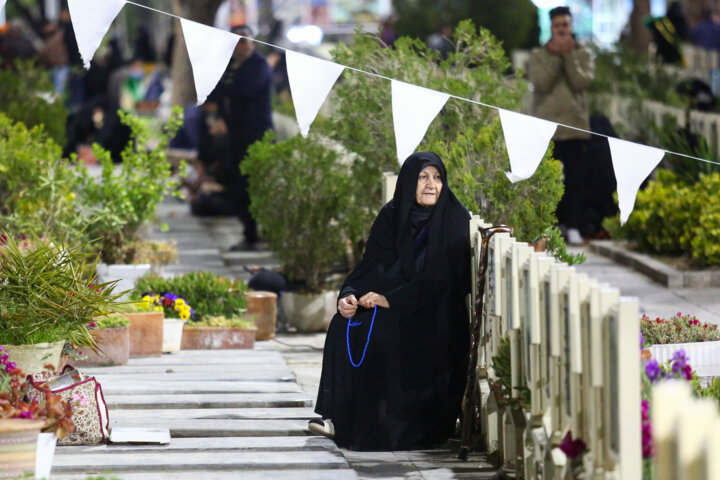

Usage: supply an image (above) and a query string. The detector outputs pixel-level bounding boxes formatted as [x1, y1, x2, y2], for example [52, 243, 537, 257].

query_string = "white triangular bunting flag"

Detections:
[0, 1, 6, 12]
[608, 137, 665, 225]
[499, 109, 557, 183]
[286, 51, 345, 137]
[181, 18, 239, 105]
[68, 0, 126, 69]
[391, 80, 450, 165]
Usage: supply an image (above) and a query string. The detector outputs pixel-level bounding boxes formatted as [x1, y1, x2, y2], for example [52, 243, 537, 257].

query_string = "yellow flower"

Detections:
[179, 310, 190, 320]
[154, 306, 163, 312]
[175, 298, 186, 308]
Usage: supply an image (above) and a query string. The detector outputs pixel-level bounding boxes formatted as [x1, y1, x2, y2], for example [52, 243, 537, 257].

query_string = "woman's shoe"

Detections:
[308, 418, 335, 439]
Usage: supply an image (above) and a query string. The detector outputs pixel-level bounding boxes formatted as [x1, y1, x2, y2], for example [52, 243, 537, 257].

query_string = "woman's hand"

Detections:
[338, 295, 358, 319]
[358, 292, 390, 309]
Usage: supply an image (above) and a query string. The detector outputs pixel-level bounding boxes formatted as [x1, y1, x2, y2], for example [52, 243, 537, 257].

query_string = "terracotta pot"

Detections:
[529, 237, 548, 253]
[0, 419, 44, 479]
[127, 312, 164, 357]
[181, 327, 257, 350]
[246, 291, 278, 340]
[280, 290, 338, 333]
[3, 341, 65, 375]
[75, 327, 130, 367]
[162, 318, 185, 353]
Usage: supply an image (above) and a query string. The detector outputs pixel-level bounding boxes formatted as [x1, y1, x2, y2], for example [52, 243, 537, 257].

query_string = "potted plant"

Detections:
[181, 315, 257, 350]
[0, 233, 122, 374]
[75, 314, 130, 367]
[72, 108, 185, 293]
[0, 352, 75, 479]
[242, 132, 348, 332]
[138, 293, 194, 354]
[124, 301, 164, 358]
[128, 239, 179, 276]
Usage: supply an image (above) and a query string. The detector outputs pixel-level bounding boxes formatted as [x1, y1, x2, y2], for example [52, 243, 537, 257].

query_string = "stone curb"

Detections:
[589, 240, 720, 288]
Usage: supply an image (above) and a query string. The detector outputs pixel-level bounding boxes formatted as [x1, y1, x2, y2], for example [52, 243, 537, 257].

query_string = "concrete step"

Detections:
[107, 418, 313, 437]
[100, 380, 303, 395]
[106, 392, 312, 409]
[109, 407, 317, 420]
[56, 436, 336, 453]
[51, 469, 358, 479]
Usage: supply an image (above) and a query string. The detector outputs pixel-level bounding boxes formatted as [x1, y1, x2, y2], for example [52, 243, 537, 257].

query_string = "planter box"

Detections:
[163, 318, 185, 353]
[246, 291, 278, 340]
[649, 340, 720, 377]
[0, 419, 44, 480]
[127, 312, 164, 357]
[3, 341, 65, 375]
[75, 327, 130, 367]
[181, 327, 257, 350]
[280, 290, 338, 333]
[96, 263, 151, 298]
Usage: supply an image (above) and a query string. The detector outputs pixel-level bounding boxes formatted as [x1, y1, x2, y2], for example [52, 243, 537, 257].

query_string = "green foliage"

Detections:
[606, 169, 720, 265]
[132, 272, 248, 320]
[641, 313, 720, 346]
[73, 108, 185, 264]
[0, 113, 84, 239]
[187, 315, 254, 328]
[0, 58, 67, 145]
[692, 377, 720, 411]
[540, 226, 586, 265]
[242, 131, 351, 292]
[392, 0, 539, 53]
[94, 314, 130, 329]
[0, 234, 123, 346]
[490, 335, 530, 410]
[322, 21, 562, 257]
[654, 116, 719, 184]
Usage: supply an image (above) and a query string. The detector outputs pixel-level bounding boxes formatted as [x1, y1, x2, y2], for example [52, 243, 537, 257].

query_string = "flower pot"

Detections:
[3, 341, 65, 375]
[246, 291, 278, 340]
[162, 318, 185, 353]
[127, 312, 164, 357]
[96, 263, 151, 299]
[35, 432, 57, 479]
[280, 290, 338, 333]
[181, 327, 257, 350]
[75, 327, 130, 367]
[0, 419, 44, 480]
[649, 340, 720, 377]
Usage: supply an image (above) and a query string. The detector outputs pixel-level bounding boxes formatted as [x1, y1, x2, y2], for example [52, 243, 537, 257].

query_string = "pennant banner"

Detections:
[608, 137, 665, 224]
[181, 19, 239, 105]
[0, 1, 6, 12]
[499, 109, 557, 183]
[286, 51, 345, 137]
[391, 80, 450, 165]
[68, 0, 126, 69]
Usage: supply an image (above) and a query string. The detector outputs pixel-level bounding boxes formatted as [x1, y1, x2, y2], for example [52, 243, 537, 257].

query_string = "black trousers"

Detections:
[553, 139, 590, 230]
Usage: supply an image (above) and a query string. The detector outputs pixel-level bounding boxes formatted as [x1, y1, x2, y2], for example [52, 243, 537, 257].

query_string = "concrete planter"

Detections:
[127, 312, 164, 357]
[162, 318, 185, 353]
[35, 432, 57, 480]
[280, 290, 338, 333]
[649, 340, 720, 377]
[0, 419, 44, 480]
[75, 327, 130, 367]
[181, 327, 257, 350]
[96, 263, 151, 298]
[246, 291, 278, 340]
[3, 341, 65, 375]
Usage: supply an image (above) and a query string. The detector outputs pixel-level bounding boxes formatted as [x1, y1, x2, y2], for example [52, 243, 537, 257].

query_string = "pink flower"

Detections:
[558, 431, 587, 460]
[89, 322, 96, 328]
[678, 312, 682, 317]
[72, 391, 88, 407]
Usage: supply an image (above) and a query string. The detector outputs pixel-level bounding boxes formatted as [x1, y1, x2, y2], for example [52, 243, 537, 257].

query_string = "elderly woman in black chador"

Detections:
[309, 151, 471, 451]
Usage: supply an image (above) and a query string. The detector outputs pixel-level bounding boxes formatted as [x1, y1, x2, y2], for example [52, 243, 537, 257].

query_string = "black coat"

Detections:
[315, 152, 471, 450]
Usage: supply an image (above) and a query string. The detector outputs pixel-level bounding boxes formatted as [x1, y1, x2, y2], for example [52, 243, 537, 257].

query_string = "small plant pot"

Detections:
[127, 312, 164, 357]
[3, 341, 65, 375]
[181, 327, 257, 350]
[0, 419, 44, 479]
[246, 291, 278, 340]
[35, 432, 57, 479]
[280, 290, 339, 333]
[96, 263, 151, 299]
[75, 327, 130, 367]
[162, 318, 185, 353]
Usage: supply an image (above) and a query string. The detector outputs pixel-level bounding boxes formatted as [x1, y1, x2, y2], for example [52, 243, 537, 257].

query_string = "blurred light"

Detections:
[531, 0, 567, 8]
[287, 25, 324, 46]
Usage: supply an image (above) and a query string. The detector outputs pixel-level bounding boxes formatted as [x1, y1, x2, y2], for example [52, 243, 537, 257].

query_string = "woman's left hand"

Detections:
[358, 292, 390, 309]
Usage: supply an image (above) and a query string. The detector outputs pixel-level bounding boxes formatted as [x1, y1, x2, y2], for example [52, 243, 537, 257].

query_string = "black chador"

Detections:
[315, 152, 471, 450]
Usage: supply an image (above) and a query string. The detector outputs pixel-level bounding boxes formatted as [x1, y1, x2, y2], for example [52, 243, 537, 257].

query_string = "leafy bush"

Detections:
[604, 169, 720, 265]
[93, 314, 130, 329]
[641, 313, 720, 346]
[73, 108, 185, 264]
[186, 315, 254, 328]
[490, 334, 530, 410]
[539, 226, 586, 265]
[0, 59, 67, 145]
[132, 272, 247, 320]
[242, 131, 351, 292]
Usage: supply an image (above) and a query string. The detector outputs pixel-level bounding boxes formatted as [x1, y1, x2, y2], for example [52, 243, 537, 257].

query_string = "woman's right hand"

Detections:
[338, 295, 358, 319]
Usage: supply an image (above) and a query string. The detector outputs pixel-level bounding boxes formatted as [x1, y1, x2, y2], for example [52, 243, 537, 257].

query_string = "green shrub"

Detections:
[242, 131, 351, 292]
[605, 169, 720, 265]
[132, 272, 247, 320]
[0, 59, 67, 145]
[186, 315, 254, 328]
[94, 314, 130, 329]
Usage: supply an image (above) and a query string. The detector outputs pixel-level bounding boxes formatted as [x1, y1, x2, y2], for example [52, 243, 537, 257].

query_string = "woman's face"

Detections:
[415, 165, 443, 207]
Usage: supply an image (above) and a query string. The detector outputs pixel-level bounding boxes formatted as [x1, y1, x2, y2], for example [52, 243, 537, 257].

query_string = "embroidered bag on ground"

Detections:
[27, 366, 110, 445]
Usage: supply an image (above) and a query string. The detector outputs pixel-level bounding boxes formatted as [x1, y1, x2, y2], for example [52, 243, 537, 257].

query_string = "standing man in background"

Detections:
[528, 6, 594, 245]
